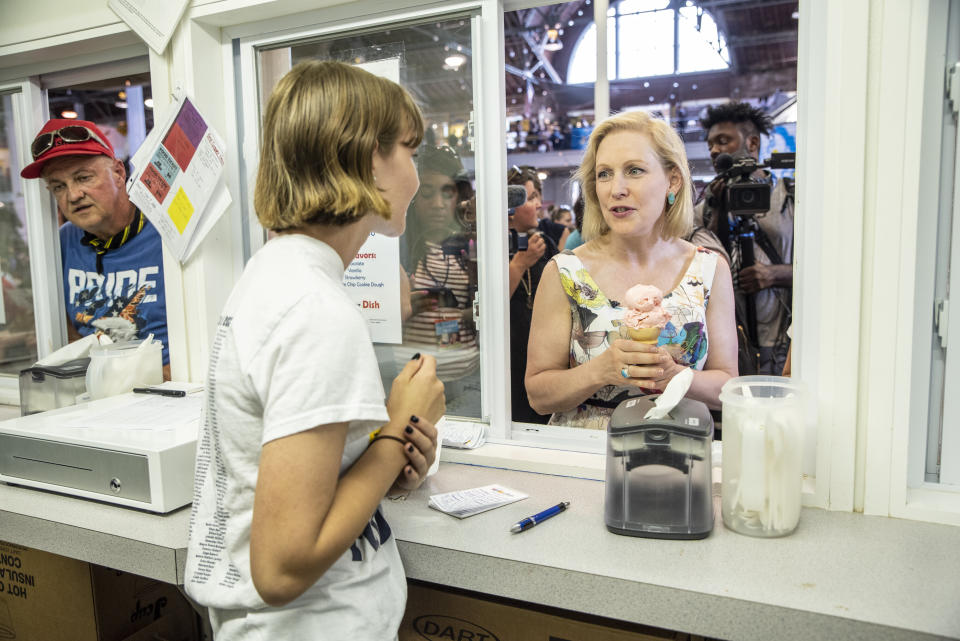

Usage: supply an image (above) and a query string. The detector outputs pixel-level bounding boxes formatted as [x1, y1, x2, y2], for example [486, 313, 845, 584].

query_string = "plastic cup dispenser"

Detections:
[719, 375, 806, 537]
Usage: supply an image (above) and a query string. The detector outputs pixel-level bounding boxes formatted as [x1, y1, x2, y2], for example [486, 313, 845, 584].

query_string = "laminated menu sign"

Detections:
[342, 56, 404, 344]
[345, 235, 402, 344]
[127, 95, 231, 263]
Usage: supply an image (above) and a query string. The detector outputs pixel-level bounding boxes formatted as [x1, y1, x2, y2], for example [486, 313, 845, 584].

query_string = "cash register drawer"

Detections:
[0, 434, 151, 502]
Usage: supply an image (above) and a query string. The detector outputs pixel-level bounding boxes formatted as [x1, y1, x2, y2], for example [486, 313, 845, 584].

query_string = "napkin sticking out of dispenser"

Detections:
[643, 367, 693, 420]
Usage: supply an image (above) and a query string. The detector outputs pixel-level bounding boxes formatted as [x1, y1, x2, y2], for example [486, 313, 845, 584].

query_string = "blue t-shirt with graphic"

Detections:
[60, 220, 169, 365]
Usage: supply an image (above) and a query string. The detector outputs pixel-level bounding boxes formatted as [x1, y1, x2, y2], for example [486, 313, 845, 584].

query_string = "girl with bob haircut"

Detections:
[185, 60, 445, 639]
[525, 110, 737, 429]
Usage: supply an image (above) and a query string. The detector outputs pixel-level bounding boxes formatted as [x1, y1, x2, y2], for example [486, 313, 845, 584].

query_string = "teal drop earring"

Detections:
[667, 192, 676, 206]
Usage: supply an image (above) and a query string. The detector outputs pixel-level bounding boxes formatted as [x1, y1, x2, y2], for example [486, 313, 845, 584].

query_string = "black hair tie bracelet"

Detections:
[370, 434, 407, 447]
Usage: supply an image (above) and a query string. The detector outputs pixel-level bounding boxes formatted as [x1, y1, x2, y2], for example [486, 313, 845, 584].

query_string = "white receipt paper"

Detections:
[438, 417, 486, 449]
[428, 484, 528, 519]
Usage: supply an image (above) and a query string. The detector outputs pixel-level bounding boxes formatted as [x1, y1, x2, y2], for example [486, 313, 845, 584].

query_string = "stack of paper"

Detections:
[428, 484, 527, 519]
[439, 418, 486, 449]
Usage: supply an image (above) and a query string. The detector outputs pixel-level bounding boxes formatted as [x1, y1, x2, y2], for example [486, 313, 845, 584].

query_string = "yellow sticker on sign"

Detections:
[168, 187, 194, 234]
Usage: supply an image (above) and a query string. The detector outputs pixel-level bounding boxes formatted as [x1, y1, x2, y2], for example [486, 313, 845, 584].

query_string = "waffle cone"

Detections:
[621, 326, 661, 344]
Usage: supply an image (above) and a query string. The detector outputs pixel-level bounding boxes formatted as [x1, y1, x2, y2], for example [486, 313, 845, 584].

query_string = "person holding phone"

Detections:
[185, 61, 445, 640]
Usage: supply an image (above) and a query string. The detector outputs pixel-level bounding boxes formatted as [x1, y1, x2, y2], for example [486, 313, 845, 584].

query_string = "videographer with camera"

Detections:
[507, 165, 559, 424]
[695, 102, 794, 375]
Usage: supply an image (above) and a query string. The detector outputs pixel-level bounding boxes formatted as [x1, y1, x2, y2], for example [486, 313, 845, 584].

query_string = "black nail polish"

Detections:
[405, 426, 413, 434]
[407, 444, 414, 452]
[410, 352, 421, 360]
[410, 415, 419, 423]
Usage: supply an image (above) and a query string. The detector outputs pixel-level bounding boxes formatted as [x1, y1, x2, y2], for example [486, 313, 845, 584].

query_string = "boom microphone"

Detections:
[714, 153, 734, 173]
[507, 184, 527, 210]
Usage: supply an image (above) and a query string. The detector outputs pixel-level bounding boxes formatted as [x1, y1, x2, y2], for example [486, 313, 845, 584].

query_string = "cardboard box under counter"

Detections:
[0, 540, 197, 641]
[400, 581, 697, 641]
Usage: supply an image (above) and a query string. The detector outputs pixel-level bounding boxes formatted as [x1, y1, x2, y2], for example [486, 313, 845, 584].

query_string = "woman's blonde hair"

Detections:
[254, 60, 424, 230]
[574, 110, 693, 242]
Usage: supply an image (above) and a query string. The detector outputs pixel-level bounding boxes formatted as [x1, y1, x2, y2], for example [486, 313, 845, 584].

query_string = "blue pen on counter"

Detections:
[132, 387, 186, 398]
[510, 501, 570, 533]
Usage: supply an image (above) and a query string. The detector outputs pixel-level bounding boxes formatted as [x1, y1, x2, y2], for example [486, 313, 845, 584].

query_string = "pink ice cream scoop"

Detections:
[621, 283, 671, 341]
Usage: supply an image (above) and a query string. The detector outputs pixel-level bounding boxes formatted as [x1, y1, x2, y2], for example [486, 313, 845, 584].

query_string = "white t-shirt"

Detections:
[184, 234, 404, 640]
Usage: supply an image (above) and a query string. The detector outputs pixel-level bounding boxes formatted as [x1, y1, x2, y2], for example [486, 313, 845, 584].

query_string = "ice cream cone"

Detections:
[620, 326, 661, 344]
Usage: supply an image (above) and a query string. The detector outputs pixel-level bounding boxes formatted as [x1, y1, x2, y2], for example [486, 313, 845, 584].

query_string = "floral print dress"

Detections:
[547, 247, 719, 430]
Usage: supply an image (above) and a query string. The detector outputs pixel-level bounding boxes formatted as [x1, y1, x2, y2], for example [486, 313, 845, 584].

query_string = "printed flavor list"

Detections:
[343, 234, 401, 344]
[127, 96, 229, 263]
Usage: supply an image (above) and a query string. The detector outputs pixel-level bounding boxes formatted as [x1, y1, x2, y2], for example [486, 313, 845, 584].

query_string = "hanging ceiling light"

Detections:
[444, 53, 467, 70]
[543, 28, 563, 51]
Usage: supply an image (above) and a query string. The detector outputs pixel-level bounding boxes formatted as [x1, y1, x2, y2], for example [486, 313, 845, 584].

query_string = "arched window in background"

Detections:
[568, 0, 729, 83]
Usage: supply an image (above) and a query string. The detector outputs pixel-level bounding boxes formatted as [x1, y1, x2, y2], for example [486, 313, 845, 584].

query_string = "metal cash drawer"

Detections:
[0, 434, 151, 502]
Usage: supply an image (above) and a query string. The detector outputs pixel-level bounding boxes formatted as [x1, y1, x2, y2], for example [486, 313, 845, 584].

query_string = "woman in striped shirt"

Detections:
[400, 146, 479, 389]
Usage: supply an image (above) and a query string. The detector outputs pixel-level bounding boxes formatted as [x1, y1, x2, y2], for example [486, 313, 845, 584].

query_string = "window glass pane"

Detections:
[508, 0, 797, 441]
[256, 14, 482, 420]
[566, 17, 615, 85]
[505, 2, 593, 428]
[677, 7, 729, 73]
[618, 0, 670, 13]
[567, 23, 596, 84]
[617, 11, 674, 78]
[0, 92, 38, 374]
[44, 75, 161, 363]
[47, 74, 154, 182]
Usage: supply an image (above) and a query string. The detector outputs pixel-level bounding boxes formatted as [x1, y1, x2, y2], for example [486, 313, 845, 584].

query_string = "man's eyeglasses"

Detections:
[31, 125, 110, 160]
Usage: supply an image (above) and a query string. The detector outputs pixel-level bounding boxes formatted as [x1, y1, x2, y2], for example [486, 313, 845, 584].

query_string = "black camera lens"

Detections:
[726, 182, 771, 215]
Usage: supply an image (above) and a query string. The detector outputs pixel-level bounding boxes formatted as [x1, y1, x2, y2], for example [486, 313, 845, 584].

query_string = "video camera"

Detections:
[505, 184, 529, 256]
[713, 152, 795, 216]
[440, 185, 530, 258]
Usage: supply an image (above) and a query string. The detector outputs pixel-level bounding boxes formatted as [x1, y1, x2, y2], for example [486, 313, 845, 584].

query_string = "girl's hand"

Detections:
[387, 354, 446, 427]
[394, 415, 439, 491]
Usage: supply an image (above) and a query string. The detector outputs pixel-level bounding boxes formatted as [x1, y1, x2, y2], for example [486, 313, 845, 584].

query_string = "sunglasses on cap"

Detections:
[508, 164, 538, 182]
[31, 125, 111, 160]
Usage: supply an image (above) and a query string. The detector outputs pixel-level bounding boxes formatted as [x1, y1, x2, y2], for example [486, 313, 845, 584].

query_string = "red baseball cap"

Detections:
[20, 118, 115, 179]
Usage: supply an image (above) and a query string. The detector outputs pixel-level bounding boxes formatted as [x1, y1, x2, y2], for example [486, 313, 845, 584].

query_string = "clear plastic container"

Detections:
[720, 376, 806, 537]
[86, 339, 162, 400]
[18, 358, 90, 416]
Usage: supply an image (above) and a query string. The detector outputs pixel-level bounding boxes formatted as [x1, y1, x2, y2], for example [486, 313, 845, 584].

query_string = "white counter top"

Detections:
[2, 463, 959, 640]
[0, 481, 191, 583]
[386, 464, 960, 640]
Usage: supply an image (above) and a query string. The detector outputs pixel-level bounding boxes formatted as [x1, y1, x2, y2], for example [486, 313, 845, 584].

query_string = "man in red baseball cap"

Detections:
[22, 118, 170, 378]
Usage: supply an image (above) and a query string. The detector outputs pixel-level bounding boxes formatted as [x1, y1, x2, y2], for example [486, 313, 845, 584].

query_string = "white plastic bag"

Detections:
[86, 336, 162, 400]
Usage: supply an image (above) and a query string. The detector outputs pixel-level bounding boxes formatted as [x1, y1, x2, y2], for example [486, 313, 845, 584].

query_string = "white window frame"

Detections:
[0, 57, 156, 404]
[6, 0, 959, 524]
[858, 0, 960, 525]
[0, 79, 65, 405]
[938, 4, 960, 486]
[226, 0, 516, 435]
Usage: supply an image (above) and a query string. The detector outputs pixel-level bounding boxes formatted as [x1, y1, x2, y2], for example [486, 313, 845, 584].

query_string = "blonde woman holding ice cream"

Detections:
[525, 110, 737, 429]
